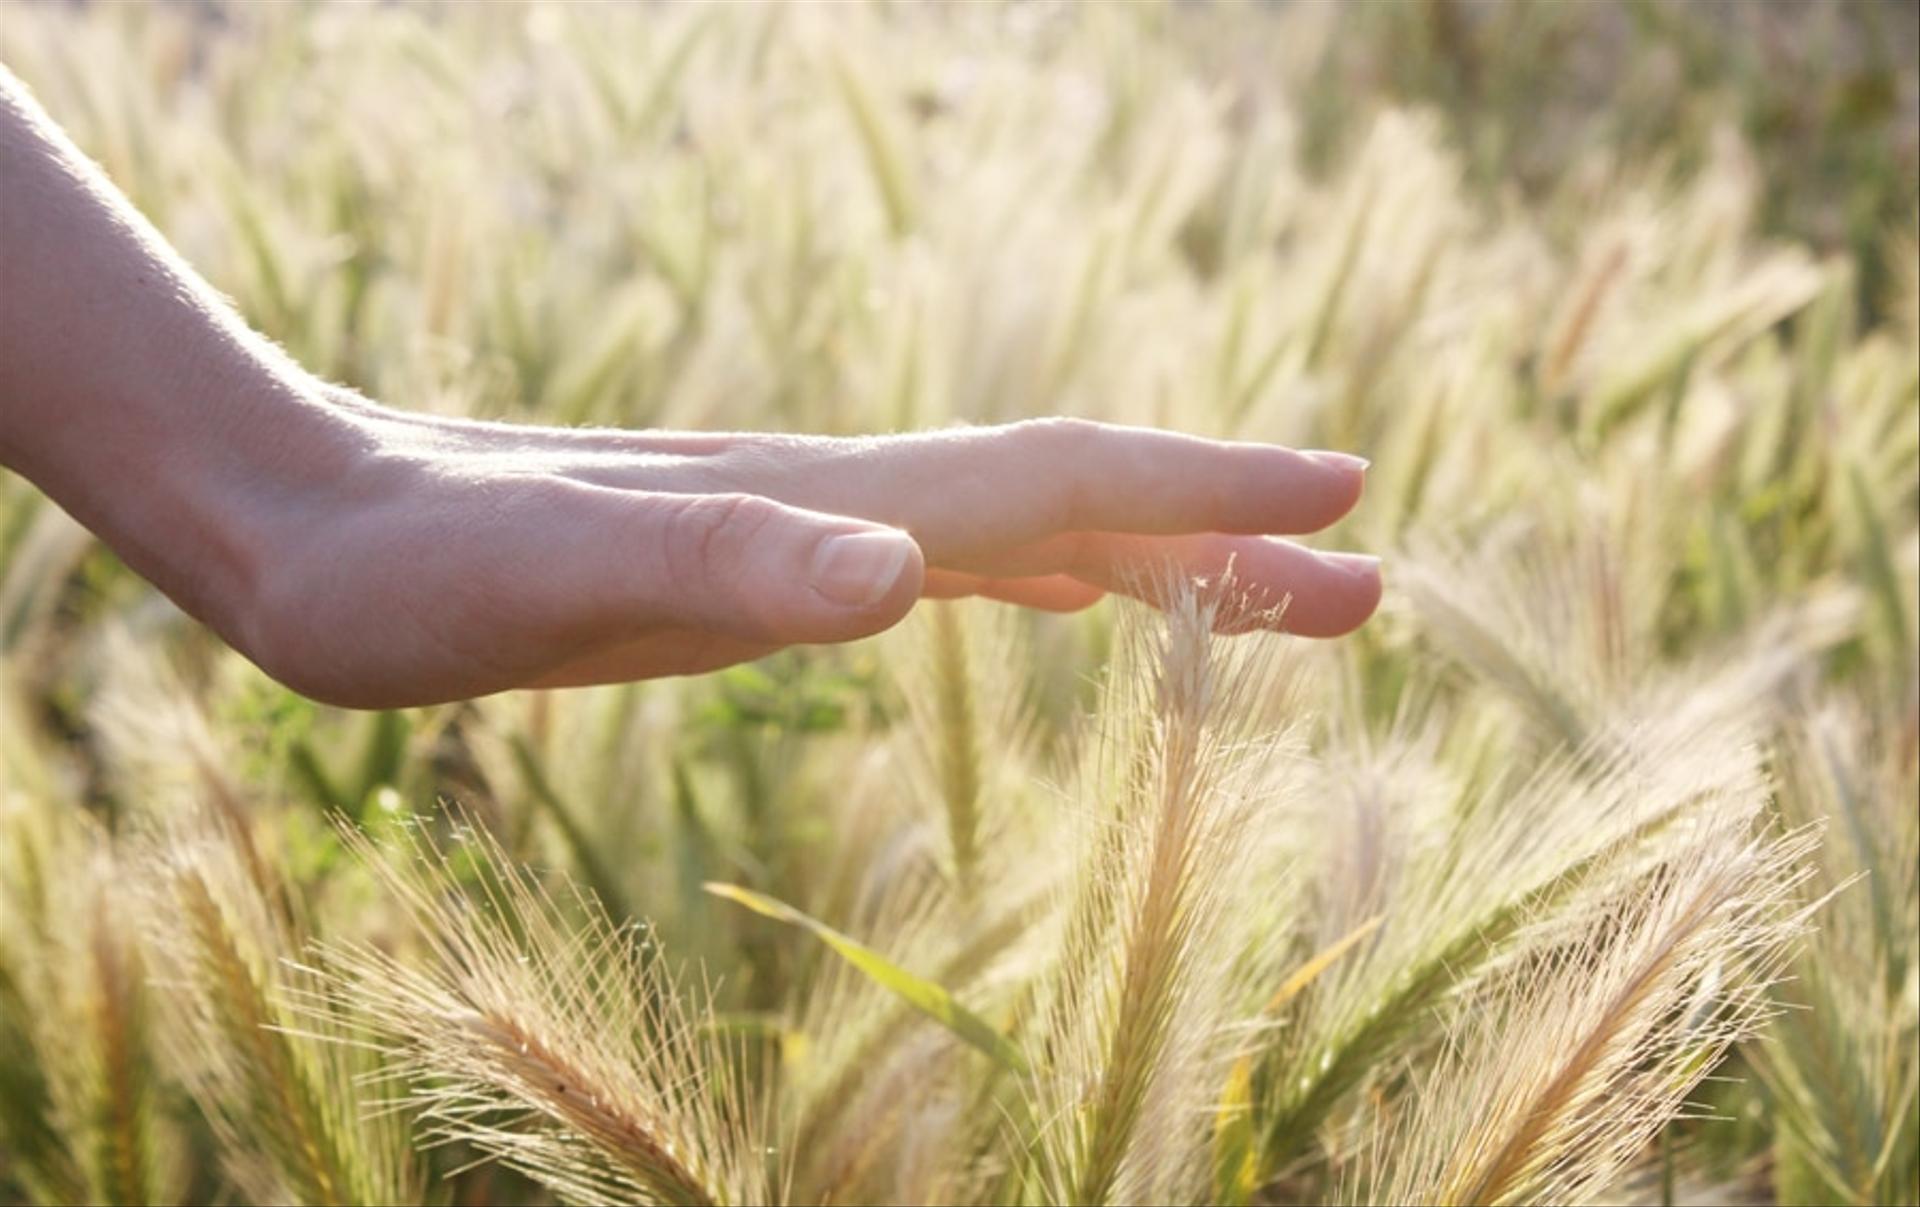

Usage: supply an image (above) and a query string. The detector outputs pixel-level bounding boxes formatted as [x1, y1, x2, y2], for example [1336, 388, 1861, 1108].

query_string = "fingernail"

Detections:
[1306, 450, 1371, 473]
[810, 530, 915, 608]
[1322, 551, 1382, 578]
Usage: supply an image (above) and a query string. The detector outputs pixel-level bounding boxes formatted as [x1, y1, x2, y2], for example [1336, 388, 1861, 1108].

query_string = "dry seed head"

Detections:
[1025, 573, 1303, 1205]
[308, 809, 768, 1207]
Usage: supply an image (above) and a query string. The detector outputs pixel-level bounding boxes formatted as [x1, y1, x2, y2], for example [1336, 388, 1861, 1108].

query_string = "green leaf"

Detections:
[704, 882, 1026, 1074]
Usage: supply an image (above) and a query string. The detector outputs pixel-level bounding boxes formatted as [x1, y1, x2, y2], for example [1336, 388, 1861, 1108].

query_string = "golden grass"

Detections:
[0, 3, 1914, 1205]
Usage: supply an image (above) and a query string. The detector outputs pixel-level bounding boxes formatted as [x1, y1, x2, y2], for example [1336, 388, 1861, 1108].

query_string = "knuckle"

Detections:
[663, 492, 779, 586]
[701, 436, 793, 491]
[1014, 415, 1100, 452]
[1006, 417, 1102, 527]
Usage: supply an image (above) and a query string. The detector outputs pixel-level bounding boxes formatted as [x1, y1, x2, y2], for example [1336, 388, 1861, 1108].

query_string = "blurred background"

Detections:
[0, 3, 1915, 1206]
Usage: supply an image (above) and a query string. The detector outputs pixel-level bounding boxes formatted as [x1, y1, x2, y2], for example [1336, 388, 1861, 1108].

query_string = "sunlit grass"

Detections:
[0, 2, 1914, 1205]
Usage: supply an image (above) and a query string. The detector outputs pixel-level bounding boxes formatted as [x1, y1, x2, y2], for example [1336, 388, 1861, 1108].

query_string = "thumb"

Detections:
[619, 491, 924, 645]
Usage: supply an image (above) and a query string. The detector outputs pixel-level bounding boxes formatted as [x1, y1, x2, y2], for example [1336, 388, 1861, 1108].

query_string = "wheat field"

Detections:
[0, 3, 1915, 1205]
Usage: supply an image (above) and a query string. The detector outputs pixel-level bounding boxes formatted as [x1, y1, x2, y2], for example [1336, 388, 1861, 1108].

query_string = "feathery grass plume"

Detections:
[86, 627, 265, 849]
[1580, 253, 1824, 446]
[921, 602, 984, 895]
[891, 599, 1040, 899]
[1347, 799, 1817, 1206]
[1020, 574, 1304, 1206]
[0, 4, 1914, 1205]
[73, 857, 172, 1206]
[137, 807, 418, 1206]
[1245, 655, 1790, 1195]
[1538, 238, 1632, 401]
[309, 809, 768, 1207]
[1393, 516, 1814, 763]
[0, 962, 79, 1204]
[47, 848, 174, 1207]
[1392, 523, 1654, 751]
[0, 672, 184, 1206]
[0, 674, 86, 1204]
[1755, 703, 1920, 1207]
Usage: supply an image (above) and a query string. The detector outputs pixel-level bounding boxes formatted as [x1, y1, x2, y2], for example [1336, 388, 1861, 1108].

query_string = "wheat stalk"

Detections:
[307, 809, 768, 1206]
[1022, 577, 1301, 1205]
[1354, 805, 1817, 1206]
[138, 810, 417, 1206]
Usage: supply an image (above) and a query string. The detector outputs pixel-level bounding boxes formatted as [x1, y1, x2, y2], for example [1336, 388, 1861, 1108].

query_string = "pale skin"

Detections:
[0, 69, 1381, 711]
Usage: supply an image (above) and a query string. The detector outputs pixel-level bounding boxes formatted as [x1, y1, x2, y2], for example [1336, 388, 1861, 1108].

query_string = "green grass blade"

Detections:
[704, 882, 1026, 1074]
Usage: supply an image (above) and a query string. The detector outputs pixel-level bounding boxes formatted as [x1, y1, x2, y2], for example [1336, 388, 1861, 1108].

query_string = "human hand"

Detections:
[0, 71, 1377, 711]
[233, 398, 1379, 708]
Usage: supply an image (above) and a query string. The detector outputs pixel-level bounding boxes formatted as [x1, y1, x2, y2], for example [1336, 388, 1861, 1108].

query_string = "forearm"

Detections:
[0, 67, 365, 638]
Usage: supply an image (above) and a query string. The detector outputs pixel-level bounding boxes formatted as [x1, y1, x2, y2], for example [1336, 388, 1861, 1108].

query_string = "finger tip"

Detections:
[1265, 448, 1369, 532]
[1322, 457, 1370, 518]
[1268, 554, 1382, 638]
[796, 525, 923, 641]
[1305, 572, 1384, 637]
[872, 540, 927, 625]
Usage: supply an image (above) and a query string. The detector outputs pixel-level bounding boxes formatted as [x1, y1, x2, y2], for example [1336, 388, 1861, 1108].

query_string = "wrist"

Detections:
[18, 344, 379, 657]
[0, 74, 392, 667]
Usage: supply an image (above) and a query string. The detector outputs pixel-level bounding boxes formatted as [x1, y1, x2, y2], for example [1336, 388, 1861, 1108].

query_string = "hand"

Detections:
[0, 69, 1378, 711]
[237, 397, 1380, 707]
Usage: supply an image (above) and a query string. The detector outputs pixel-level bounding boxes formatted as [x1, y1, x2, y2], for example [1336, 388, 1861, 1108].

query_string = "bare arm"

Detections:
[0, 67, 1379, 709]
[0, 66, 375, 642]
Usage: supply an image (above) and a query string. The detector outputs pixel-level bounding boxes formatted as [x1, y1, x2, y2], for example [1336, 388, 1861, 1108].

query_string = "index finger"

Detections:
[722, 419, 1369, 562]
